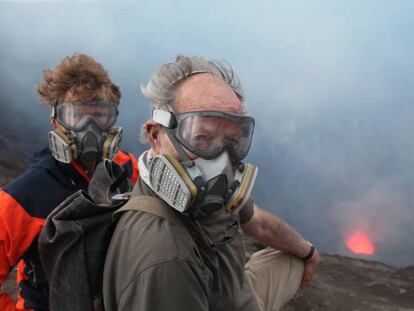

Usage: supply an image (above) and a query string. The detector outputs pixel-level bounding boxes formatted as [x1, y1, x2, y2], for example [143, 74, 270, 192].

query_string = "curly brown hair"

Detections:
[37, 53, 121, 107]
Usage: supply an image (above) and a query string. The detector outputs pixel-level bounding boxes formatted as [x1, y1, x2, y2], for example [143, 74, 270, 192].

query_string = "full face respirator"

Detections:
[48, 101, 122, 165]
[139, 109, 258, 219]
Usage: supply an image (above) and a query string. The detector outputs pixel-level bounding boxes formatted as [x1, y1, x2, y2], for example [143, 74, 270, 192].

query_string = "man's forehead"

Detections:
[174, 74, 242, 114]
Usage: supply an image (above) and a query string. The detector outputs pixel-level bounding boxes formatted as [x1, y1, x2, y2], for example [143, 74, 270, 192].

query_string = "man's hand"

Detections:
[301, 250, 321, 288]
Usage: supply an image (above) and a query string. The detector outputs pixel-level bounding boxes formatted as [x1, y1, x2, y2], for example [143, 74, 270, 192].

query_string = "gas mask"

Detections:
[139, 109, 258, 219]
[48, 101, 122, 165]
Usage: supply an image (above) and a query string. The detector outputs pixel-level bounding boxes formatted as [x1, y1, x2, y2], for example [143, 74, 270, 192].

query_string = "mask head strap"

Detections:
[152, 109, 177, 128]
[164, 129, 194, 168]
[51, 106, 57, 119]
[152, 109, 194, 167]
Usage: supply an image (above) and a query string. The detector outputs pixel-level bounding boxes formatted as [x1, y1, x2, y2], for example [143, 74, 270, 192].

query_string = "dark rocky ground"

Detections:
[0, 133, 28, 186]
[1, 134, 414, 310]
[3, 269, 17, 301]
[283, 255, 414, 311]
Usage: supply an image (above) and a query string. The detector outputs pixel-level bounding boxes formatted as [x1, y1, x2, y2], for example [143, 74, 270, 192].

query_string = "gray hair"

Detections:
[140, 55, 246, 113]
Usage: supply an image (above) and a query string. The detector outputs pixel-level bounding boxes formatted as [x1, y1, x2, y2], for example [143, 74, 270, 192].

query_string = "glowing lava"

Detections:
[346, 232, 375, 255]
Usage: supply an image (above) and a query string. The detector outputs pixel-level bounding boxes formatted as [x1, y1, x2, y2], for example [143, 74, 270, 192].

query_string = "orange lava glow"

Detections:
[346, 232, 375, 255]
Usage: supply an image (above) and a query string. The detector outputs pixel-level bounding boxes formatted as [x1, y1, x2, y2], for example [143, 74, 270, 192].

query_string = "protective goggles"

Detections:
[55, 100, 118, 131]
[153, 109, 255, 161]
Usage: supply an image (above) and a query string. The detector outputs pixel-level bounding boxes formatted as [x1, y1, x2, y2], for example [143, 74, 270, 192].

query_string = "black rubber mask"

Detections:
[71, 117, 106, 165]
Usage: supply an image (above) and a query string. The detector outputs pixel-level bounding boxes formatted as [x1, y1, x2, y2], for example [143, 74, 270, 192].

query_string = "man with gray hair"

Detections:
[103, 55, 320, 311]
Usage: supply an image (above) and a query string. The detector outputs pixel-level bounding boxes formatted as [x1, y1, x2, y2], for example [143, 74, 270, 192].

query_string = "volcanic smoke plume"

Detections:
[329, 183, 412, 264]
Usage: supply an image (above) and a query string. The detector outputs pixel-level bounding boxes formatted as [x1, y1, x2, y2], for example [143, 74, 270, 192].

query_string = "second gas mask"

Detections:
[48, 101, 122, 165]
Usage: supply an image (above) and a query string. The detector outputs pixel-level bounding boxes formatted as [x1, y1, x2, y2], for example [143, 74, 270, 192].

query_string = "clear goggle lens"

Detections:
[175, 111, 255, 161]
[56, 101, 118, 131]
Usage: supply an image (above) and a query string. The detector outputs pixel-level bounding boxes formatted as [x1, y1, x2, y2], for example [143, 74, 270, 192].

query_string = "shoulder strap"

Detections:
[115, 195, 184, 228]
[116, 195, 209, 264]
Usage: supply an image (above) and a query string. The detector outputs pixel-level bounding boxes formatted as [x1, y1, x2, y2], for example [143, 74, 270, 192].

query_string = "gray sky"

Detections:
[1, 0, 413, 266]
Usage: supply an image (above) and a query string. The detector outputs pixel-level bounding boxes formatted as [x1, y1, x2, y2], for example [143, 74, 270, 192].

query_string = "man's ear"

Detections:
[145, 120, 163, 154]
[50, 117, 58, 129]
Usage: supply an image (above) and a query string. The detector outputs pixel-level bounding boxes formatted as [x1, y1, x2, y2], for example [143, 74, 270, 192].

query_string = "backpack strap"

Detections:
[115, 195, 184, 229]
[116, 194, 212, 267]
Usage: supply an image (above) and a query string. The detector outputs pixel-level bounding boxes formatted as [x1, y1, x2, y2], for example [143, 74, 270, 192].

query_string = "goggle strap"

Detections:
[153, 109, 176, 128]
[51, 106, 57, 118]
[165, 129, 194, 167]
